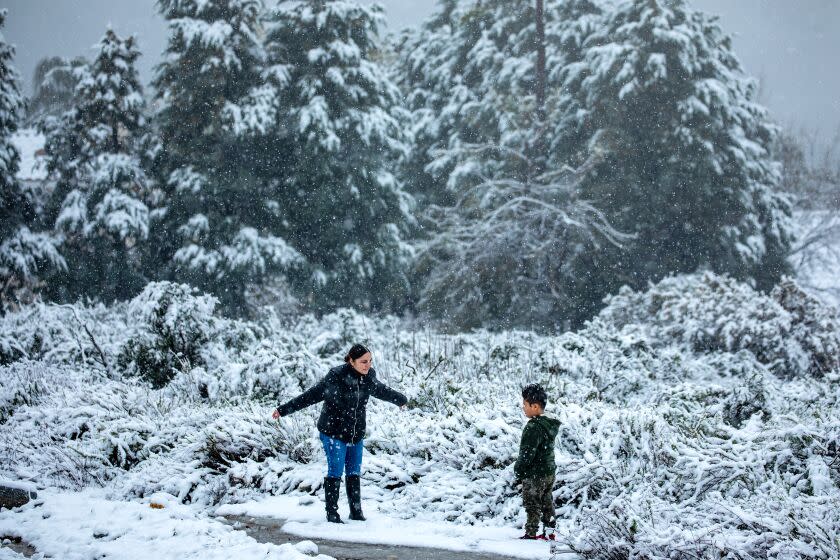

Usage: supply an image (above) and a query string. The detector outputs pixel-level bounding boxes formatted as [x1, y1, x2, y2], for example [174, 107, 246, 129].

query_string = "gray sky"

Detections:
[2, 0, 838, 140]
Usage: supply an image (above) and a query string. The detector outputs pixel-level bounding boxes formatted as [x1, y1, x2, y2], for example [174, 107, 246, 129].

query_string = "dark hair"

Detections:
[345, 344, 371, 363]
[522, 383, 547, 409]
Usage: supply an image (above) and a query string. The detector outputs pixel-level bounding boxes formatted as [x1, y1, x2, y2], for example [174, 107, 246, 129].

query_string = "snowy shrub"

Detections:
[0, 367, 170, 488]
[1, 276, 838, 558]
[109, 405, 316, 506]
[0, 301, 124, 368]
[570, 491, 840, 560]
[600, 272, 840, 379]
[294, 307, 389, 359]
[0, 361, 51, 423]
[557, 377, 840, 559]
[232, 342, 322, 401]
[373, 404, 524, 524]
[771, 278, 840, 377]
[201, 410, 284, 473]
[117, 282, 220, 387]
[718, 373, 769, 428]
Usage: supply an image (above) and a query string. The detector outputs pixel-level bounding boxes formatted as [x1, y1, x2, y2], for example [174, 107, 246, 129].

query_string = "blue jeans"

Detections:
[319, 432, 364, 478]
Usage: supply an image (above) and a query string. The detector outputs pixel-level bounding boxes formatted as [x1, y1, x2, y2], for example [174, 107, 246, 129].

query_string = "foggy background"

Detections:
[1, 0, 839, 141]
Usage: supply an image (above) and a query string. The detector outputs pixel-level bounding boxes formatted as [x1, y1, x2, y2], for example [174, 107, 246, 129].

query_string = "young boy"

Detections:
[514, 383, 560, 540]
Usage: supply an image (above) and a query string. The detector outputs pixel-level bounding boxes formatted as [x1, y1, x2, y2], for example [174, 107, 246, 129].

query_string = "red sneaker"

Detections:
[519, 534, 538, 540]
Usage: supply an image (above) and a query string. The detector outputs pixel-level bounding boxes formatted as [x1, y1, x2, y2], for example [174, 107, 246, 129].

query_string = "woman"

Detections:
[272, 344, 407, 523]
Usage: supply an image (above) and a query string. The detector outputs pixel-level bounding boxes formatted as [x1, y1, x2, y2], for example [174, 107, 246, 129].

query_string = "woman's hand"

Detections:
[272, 409, 281, 420]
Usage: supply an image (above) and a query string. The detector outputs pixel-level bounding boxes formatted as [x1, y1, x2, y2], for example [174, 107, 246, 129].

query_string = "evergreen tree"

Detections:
[556, 0, 794, 303]
[397, 0, 526, 207]
[395, 0, 602, 207]
[43, 29, 151, 303]
[151, 0, 302, 312]
[398, 0, 612, 329]
[0, 10, 63, 310]
[232, 0, 414, 310]
[25, 55, 88, 124]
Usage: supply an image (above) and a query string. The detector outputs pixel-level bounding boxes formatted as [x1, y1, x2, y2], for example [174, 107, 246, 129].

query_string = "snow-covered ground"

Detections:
[1, 274, 839, 560]
[0, 489, 331, 560]
[0, 489, 564, 560]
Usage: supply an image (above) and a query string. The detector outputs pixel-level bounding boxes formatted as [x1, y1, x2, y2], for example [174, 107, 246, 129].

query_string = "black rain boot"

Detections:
[324, 477, 344, 523]
[345, 475, 366, 521]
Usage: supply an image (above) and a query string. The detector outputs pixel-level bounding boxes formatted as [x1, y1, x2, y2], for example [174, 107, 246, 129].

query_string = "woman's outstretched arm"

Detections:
[275, 374, 330, 417]
[370, 372, 408, 407]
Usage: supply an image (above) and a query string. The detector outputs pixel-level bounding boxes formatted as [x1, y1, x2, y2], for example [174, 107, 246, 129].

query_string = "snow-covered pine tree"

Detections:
[397, 0, 528, 208]
[25, 55, 88, 125]
[151, 0, 302, 312]
[0, 10, 64, 311]
[398, 0, 615, 329]
[42, 29, 151, 303]
[395, 0, 602, 208]
[231, 0, 414, 311]
[556, 0, 794, 301]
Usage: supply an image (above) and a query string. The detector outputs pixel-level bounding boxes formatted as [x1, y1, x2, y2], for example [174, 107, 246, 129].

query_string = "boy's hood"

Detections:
[530, 415, 560, 439]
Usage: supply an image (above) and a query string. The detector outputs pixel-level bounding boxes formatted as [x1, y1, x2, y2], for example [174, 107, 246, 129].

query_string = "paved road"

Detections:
[223, 514, 559, 560]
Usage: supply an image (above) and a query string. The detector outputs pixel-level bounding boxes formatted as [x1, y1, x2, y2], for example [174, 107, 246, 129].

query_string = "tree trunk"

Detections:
[533, 0, 547, 175]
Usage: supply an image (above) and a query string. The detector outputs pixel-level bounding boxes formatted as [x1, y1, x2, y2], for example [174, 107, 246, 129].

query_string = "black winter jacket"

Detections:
[277, 363, 407, 443]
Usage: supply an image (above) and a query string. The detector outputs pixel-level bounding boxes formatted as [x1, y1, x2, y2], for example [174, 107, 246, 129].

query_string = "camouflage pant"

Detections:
[521, 474, 555, 536]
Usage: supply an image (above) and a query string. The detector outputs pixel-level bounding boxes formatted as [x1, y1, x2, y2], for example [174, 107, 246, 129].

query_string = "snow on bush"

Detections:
[1, 273, 838, 559]
[0, 301, 124, 367]
[117, 281, 225, 388]
[600, 271, 840, 379]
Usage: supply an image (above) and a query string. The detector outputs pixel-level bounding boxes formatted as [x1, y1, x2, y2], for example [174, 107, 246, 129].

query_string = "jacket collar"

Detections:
[341, 362, 372, 385]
